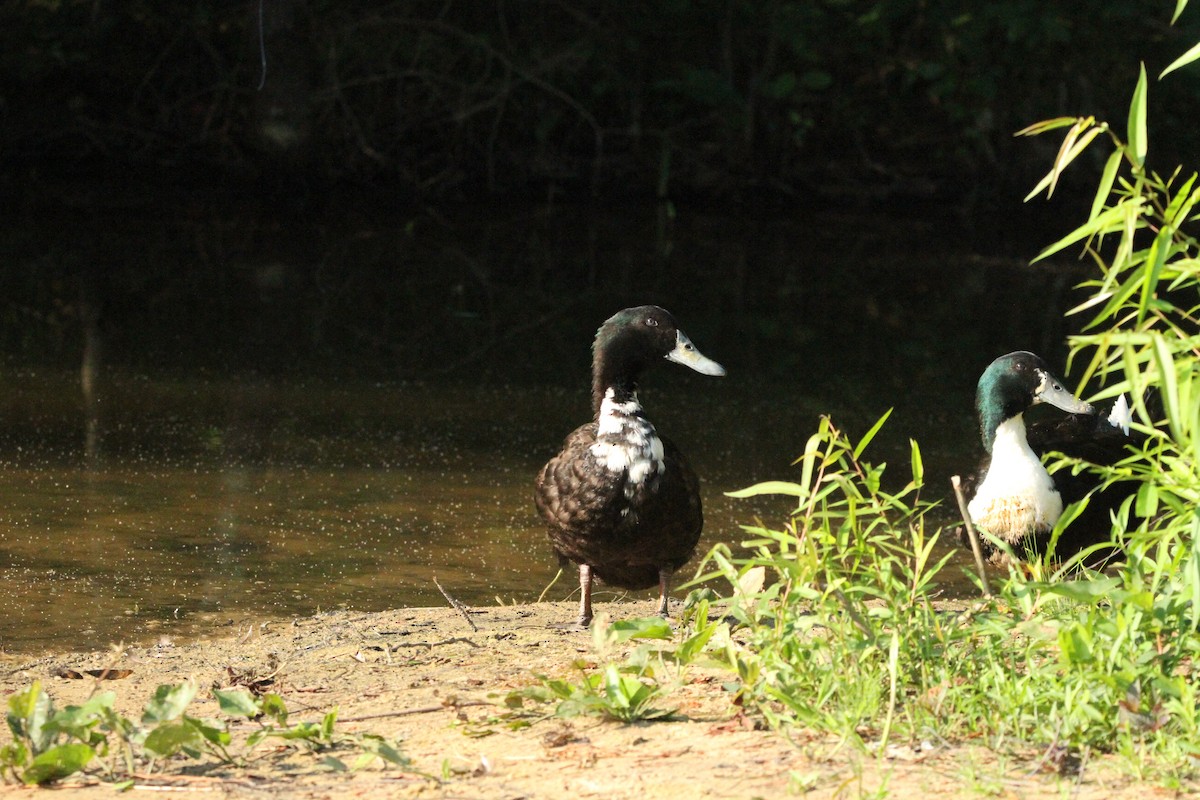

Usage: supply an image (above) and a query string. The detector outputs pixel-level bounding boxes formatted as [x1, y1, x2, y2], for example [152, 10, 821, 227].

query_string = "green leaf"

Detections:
[1057, 625, 1095, 665]
[213, 688, 262, 718]
[607, 617, 673, 642]
[1135, 480, 1159, 519]
[320, 755, 349, 772]
[1161, 39, 1200, 78]
[1089, 149, 1123, 222]
[143, 719, 203, 757]
[1162, 174, 1198, 226]
[142, 682, 197, 725]
[321, 710, 337, 742]
[726, 481, 807, 499]
[1038, 576, 1121, 603]
[853, 409, 892, 460]
[7, 682, 53, 754]
[1033, 200, 1139, 263]
[1014, 116, 1082, 137]
[1027, 118, 1103, 200]
[1127, 63, 1148, 167]
[357, 734, 409, 766]
[188, 717, 231, 748]
[21, 743, 93, 785]
[267, 721, 323, 741]
[1137, 225, 1172, 324]
[45, 693, 115, 741]
[0, 740, 30, 770]
[1171, 0, 1189, 24]
[1152, 336, 1181, 442]
[908, 439, 923, 487]
[260, 693, 288, 725]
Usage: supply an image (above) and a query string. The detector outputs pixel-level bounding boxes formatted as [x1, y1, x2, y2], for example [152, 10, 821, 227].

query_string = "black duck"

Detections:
[534, 306, 725, 626]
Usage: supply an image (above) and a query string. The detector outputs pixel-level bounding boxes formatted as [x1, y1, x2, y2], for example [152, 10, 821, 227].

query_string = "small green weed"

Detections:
[0, 680, 408, 786]
[504, 612, 723, 723]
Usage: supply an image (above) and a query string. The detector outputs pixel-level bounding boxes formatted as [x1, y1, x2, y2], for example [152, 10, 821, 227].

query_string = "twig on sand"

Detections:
[341, 700, 490, 723]
[433, 577, 478, 632]
[951, 475, 991, 597]
[537, 567, 564, 603]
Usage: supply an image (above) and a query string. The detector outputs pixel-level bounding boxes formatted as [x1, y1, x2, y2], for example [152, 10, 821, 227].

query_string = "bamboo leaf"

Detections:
[1137, 226, 1173, 324]
[853, 409, 893, 460]
[1014, 116, 1083, 137]
[726, 481, 808, 499]
[1165, 179, 1200, 227]
[1152, 336, 1180, 442]
[1046, 120, 1101, 199]
[1089, 149, 1123, 222]
[1086, 269, 1145, 329]
[908, 439, 923, 487]
[1127, 64, 1148, 167]
[1161, 39, 1200, 78]
[798, 428, 822, 493]
[1033, 201, 1138, 262]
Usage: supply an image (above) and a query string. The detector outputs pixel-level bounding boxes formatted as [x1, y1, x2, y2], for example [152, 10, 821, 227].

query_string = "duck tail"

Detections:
[1107, 393, 1132, 435]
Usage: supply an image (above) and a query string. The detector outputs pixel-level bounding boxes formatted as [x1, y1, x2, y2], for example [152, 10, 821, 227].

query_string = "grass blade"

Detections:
[1160, 38, 1200, 78]
[853, 409, 893, 461]
[1089, 149, 1123, 222]
[1127, 63, 1148, 167]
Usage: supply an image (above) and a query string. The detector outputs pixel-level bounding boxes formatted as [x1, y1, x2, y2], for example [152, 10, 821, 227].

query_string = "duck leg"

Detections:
[577, 564, 594, 627]
[656, 567, 673, 618]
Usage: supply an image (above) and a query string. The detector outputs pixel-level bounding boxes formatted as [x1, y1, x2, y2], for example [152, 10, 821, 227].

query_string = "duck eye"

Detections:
[645, 317, 659, 327]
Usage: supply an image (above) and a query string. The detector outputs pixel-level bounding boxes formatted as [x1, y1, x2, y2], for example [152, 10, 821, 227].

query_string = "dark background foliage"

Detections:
[5, 0, 1199, 205]
[3, 0, 1199, 387]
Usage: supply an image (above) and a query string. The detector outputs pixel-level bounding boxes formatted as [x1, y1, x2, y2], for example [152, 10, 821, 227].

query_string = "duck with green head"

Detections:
[534, 306, 725, 627]
[963, 351, 1132, 564]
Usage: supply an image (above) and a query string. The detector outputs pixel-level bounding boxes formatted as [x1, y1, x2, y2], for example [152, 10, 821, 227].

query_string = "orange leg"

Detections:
[578, 564, 594, 627]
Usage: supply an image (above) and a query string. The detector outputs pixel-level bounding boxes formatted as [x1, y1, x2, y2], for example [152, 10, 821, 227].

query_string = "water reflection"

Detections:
[0, 202, 1092, 652]
[0, 374, 825, 652]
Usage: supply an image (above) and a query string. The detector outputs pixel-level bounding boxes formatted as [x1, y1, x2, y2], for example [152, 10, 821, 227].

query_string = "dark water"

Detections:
[0, 198, 1091, 652]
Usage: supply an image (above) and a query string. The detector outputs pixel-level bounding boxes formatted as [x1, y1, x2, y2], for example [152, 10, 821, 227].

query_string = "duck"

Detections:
[534, 305, 725, 627]
[960, 351, 1135, 565]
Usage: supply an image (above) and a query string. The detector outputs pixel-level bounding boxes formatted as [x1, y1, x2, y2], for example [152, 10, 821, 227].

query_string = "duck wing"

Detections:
[534, 427, 704, 591]
[1027, 400, 1142, 557]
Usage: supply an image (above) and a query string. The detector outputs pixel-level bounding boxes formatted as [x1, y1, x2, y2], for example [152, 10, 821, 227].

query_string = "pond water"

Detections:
[0, 197, 1092, 652]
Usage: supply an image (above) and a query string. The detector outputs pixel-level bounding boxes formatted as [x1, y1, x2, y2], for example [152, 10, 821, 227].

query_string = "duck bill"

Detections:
[665, 331, 726, 376]
[1034, 369, 1093, 414]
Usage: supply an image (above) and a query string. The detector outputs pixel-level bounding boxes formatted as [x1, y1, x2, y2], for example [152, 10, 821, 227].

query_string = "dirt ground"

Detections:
[0, 600, 1192, 799]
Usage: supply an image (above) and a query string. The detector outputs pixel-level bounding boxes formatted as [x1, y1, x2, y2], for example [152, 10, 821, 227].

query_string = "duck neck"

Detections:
[989, 414, 1035, 466]
[979, 401, 1014, 454]
[592, 358, 640, 417]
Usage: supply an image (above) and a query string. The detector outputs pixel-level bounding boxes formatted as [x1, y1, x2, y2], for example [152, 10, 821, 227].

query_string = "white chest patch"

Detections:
[968, 416, 1062, 540]
[589, 390, 666, 494]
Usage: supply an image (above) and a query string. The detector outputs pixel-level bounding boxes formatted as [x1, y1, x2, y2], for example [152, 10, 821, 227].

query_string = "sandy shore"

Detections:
[0, 601, 1181, 798]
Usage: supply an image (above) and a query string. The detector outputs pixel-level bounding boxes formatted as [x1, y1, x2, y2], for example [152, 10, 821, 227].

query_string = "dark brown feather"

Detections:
[534, 423, 702, 590]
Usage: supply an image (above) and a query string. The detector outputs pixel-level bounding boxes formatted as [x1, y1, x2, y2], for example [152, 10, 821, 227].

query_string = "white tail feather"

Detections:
[1107, 394, 1131, 435]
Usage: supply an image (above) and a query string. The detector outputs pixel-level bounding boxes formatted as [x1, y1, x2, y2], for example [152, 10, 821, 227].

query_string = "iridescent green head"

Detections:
[976, 351, 1093, 452]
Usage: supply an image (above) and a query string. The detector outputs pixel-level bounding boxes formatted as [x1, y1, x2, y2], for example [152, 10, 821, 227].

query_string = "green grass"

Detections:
[676, 1, 1200, 784]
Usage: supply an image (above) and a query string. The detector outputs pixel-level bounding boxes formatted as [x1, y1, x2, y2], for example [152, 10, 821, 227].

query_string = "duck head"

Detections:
[591, 306, 725, 412]
[976, 351, 1093, 453]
